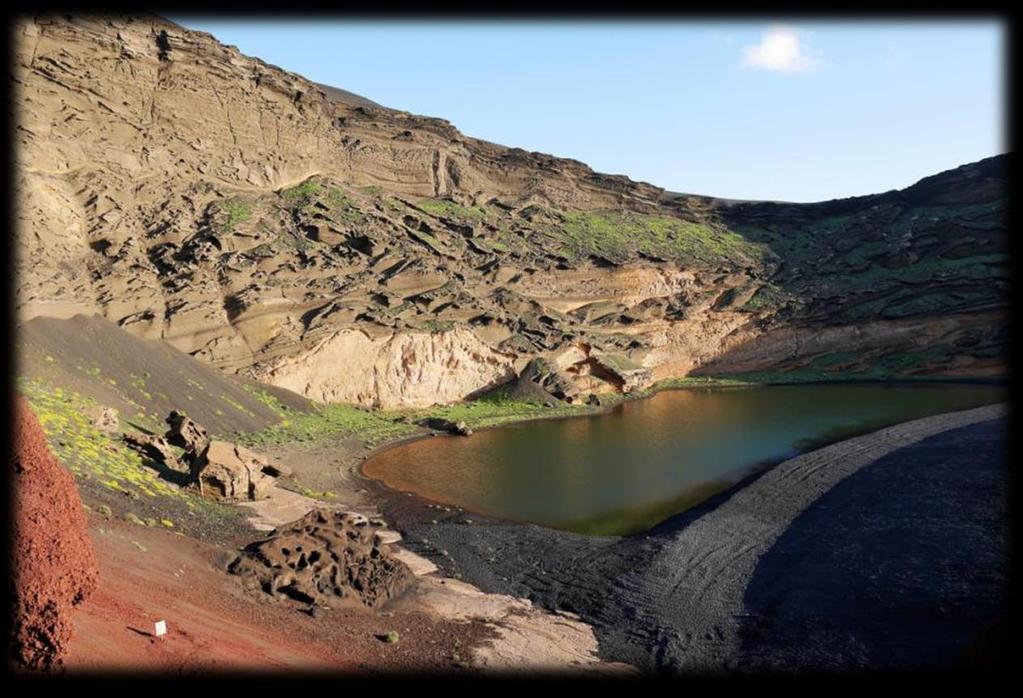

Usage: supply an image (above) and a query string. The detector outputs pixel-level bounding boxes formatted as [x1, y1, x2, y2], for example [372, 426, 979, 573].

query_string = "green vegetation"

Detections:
[398, 393, 583, 431]
[742, 283, 788, 312]
[124, 512, 145, 526]
[653, 375, 759, 390]
[417, 198, 487, 221]
[543, 210, 769, 266]
[242, 384, 292, 416]
[595, 353, 645, 373]
[412, 319, 456, 333]
[220, 392, 257, 418]
[281, 179, 321, 209]
[473, 235, 513, 254]
[234, 399, 417, 449]
[297, 487, 337, 499]
[220, 199, 253, 230]
[326, 187, 368, 224]
[18, 376, 190, 500]
[235, 382, 586, 449]
[406, 228, 447, 255]
[128, 373, 153, 400]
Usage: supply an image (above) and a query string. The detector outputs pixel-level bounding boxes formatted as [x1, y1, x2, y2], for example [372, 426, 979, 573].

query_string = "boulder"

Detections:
[164, 410, 209, 454]
[589, 354, 652, 394]
[123, 432, 187, 473]
[86, 405, 119, 433]
[190, 440, 276, 501]
[417, 417, 473, 436]
[228, 508, 414, 608]
[505, 357, 579, 404]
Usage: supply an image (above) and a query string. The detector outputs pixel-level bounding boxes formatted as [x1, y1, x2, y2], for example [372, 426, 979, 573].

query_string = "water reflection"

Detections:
[364, 384, 1004, 535]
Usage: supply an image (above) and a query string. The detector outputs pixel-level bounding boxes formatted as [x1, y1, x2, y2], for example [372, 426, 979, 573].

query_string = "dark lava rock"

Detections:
[228, 509, 414, 609]
[503, 357, 578, 405]
[417, 417, 473, 436]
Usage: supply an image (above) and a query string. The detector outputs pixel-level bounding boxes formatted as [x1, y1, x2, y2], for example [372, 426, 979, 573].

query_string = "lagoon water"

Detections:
[364, 384, 1005, 535]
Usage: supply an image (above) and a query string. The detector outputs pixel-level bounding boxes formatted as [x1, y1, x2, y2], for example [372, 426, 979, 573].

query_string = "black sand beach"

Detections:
[374, 404, 1008, 671]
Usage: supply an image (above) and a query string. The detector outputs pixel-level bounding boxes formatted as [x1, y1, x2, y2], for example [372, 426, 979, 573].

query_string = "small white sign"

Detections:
[154, 620, 167, 637]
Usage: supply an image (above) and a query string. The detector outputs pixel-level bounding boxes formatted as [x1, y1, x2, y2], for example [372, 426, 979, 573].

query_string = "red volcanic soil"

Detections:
[64, 515, 495, 674]
[11, 396, 99, 671]
[11, 397, 490, 674]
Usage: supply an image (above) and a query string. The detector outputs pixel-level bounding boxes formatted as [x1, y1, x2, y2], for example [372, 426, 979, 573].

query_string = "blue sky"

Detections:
[169, 18, 1006, 202]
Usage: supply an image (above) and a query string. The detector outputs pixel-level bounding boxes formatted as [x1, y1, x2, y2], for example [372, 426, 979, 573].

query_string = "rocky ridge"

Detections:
[14, 14, 1008, 408]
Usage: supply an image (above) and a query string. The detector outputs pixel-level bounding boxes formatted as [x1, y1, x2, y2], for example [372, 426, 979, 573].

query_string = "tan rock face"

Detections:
[13, 14, 1007, 407]
[191, 440, 276, 501]
[256, 326, 518, 408]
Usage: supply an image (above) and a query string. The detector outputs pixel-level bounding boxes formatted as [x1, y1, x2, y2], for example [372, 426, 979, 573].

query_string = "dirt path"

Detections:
[379, 404, 1008, 671]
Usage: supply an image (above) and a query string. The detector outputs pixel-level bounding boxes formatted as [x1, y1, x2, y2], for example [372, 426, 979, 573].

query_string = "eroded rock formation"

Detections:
[228, 509, 414, 608]
[190, 440, 277, 501]
[165, 409, 210, 453]
[13, 14, 1007, 408]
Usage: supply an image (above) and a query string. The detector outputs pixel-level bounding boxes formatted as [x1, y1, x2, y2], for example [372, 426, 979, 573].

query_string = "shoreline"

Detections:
[355, 378, 1006, 534]
[358, 374, 1007, 468]
[367, 403, 1007, 671]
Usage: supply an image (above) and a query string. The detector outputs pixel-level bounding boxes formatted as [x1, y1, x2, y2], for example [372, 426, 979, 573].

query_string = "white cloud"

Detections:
[741, 25, 821, 74]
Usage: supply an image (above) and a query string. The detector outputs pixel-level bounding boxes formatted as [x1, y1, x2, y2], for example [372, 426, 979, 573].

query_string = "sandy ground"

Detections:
[52, 401, 1006, 674]
[63, 487, 631, 675]
[376, 404, 1008, 671]
[64, 514, 498, 674]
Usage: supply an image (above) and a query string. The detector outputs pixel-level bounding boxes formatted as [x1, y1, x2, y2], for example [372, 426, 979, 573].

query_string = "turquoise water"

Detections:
[364, 384, 1005, 535]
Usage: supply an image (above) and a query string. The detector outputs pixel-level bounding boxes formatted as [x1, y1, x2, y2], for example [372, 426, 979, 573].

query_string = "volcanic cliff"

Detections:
[13, 14, 1007, 408]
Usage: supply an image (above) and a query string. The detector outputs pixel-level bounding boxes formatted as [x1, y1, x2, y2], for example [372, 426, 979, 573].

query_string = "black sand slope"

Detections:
[17, 314, 312, 437]
[737, 417, 1006, 671]
[378, 404, 1008, 672]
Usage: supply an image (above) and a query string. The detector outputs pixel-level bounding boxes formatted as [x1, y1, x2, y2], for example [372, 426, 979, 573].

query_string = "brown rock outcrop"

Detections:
[11, 396, 99, 671]
[123, 432, 187, 473]
[589, 353, 653, 393]
[190, 440, 276, 501]
[165, 409, 210, 454]
[85, 405, 119, 433]
[507, 357, 580, 404]
[228, 509, 414, 608]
